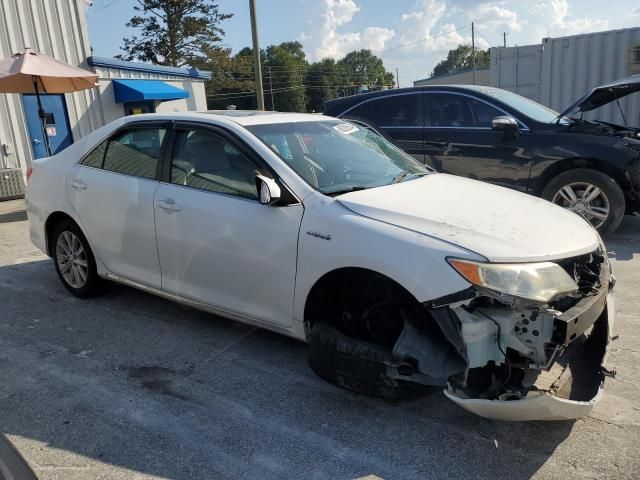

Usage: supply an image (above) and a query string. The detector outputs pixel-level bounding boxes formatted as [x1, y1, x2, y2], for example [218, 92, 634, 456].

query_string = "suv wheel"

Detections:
[542, 168, 625, 234]
[52, 220, 101, 297]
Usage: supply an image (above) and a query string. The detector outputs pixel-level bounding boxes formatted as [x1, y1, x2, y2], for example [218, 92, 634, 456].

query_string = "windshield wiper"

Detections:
[325, 186, 368, 196]
[392, 171, 429, 184]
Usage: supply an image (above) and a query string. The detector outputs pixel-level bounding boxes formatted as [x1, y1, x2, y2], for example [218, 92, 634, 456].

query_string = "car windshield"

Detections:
[480, 88, 571, 124]
[246, 120, 431, 195]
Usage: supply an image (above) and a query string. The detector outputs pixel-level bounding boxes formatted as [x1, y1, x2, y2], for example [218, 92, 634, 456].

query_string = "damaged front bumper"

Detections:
[389, 250, 616, 421]
[444, 292, 614, 421]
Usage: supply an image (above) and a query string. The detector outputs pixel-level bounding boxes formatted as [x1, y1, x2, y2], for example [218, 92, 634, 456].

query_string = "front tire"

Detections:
[541, 168, 625, 234]
[52, 220, 100, 298]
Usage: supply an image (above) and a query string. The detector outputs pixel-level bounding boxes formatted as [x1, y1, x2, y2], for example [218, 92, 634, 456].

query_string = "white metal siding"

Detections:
[414, 69, 490, 86]
[0, 0, 96, 170]
[491, 27, 640, 127]
[93, 66, 207, 124]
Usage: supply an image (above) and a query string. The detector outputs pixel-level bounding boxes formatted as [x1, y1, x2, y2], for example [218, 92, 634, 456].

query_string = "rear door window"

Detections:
[102, 127, 166, 179]
[371, 94, 422, 127]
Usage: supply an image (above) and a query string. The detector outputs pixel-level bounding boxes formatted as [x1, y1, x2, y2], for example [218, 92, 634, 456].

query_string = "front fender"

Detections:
[293, 195, 482, 322]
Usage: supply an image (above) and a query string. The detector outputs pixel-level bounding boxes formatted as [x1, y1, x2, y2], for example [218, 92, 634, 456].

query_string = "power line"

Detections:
[372, 24, 470, 55]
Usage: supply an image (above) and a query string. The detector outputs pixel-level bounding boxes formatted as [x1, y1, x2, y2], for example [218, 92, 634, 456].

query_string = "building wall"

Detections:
[0, 0, 98, 171]
[490, 27, 640, 126]
[414, 68, 490, 87]
[93, 66, 208, 125]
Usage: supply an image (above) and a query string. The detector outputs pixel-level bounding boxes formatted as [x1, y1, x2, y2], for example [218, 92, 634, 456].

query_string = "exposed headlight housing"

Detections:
[448, 258, 578, 303]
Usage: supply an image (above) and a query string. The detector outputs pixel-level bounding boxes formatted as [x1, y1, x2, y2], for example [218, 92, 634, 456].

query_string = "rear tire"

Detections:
[541, 168, 625, 234]
[51, 220, 101, 298]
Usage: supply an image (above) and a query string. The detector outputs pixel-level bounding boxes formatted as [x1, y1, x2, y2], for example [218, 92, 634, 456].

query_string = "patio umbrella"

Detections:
[0, 48, 98, 156]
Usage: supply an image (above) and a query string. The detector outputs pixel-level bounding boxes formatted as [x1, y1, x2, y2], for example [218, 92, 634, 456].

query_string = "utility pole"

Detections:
[268, 66, 274, 111]
[298, 67, 306, 112]
[471, 22, 476, 85]
[503, 32, 507, 48]
[249, 0, 265, 110]
[396, 68, 399, 88]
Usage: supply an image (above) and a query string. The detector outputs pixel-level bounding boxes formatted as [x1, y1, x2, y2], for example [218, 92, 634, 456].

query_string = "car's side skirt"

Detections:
[105, 273, 299, 339]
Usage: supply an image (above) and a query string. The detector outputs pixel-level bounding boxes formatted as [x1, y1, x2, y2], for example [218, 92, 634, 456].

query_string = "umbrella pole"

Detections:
[32, 76, 52, 156]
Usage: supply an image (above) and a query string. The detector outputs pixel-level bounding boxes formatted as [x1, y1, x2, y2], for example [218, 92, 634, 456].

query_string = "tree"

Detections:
[304, 58, 350, 112]
[431, 44, 490, 78]
[337, 50, 395, 89]
[199, 47, 257, 110]
[118, 0, 232, 67]
[263, 42, 308, 112]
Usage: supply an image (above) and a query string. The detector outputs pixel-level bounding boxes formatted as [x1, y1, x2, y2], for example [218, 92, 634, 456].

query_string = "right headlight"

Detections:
[448, 258, 578, 303]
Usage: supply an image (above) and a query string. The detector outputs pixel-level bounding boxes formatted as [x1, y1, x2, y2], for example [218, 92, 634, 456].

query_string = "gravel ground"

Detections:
[1, 198, 639, 480]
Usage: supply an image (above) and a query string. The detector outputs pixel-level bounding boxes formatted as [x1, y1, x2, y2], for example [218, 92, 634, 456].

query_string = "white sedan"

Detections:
[26, 111, 615, 421]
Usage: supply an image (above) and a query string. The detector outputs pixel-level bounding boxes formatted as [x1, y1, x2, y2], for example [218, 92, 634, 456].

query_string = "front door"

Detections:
[22, 94, 73, 159]
[423, 92, 532, 192]
[154, 124, 303, 328]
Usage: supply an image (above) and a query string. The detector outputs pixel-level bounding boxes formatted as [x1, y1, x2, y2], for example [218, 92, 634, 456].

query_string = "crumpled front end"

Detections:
[444, 292, 614, 421]
[391, 247, 616, 421]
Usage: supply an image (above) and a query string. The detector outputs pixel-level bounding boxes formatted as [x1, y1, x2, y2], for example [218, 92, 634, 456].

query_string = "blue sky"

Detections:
[86, 0, 640, 85]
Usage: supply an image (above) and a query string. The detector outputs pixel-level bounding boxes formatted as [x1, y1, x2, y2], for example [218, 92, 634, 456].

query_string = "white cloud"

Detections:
[307, 0, 395, 60]
[532, 0, 608, 36]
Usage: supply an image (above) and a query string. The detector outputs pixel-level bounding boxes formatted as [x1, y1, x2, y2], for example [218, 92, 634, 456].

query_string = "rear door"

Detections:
[67, 122, 168, 287]
[423, 92, 532, 191]
[153, 123, 303, 328]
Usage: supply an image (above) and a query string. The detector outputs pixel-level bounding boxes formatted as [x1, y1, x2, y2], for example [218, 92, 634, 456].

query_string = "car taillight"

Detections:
[26, 166, 33, 182]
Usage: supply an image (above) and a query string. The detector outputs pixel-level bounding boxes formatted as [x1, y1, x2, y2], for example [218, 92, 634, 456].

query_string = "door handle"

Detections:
[32, 138, 42, 145]
[156, 199, 182, 212]
[71, 180, 87, 190]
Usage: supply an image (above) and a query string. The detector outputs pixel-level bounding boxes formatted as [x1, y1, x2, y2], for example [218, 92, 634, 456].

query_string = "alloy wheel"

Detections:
[55, 231, 88, 289]
[551, 182, 610, 229]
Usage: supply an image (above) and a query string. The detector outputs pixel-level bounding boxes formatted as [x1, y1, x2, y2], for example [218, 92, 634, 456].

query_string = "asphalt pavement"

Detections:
[1, 199, 639, 480]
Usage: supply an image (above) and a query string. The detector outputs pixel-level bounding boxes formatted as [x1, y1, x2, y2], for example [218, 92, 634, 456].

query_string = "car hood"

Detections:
[337, 174, 600, 263]
[559, 73, 640, 117]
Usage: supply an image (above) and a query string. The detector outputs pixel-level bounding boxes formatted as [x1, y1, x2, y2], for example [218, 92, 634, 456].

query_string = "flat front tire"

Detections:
[52, 220, 101, 298]
[307, 321, 425, 400]
[542, 168, 625, 234]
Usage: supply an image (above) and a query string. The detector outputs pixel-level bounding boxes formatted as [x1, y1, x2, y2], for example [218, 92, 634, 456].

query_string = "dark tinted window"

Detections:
[469, 98, 502, 127]
[81, 140, 107, 168]
[346, 101, 371, 120]
[170, 129, 258, 200]
[372, 94, 420, 127]
[103, 127, 166, 179]
[428, 94, 473, 127]
[427, 94, 502, 127]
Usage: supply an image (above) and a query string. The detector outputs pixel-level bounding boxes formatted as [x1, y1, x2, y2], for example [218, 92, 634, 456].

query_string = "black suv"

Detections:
[324, 76, 640, 233]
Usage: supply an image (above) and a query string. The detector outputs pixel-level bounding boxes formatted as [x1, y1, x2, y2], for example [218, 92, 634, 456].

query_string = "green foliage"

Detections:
[431, 44, 490, 78]
[338, 50, 395, 89]
[118, 0, 232, 67]
[264, 42, 308, 112]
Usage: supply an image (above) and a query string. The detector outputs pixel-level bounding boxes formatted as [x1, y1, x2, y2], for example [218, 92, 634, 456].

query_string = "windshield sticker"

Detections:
[333, 123, 359, 135]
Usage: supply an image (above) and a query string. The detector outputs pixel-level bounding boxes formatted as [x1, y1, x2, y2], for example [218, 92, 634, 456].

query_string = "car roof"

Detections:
[120, 110, 332, 127]
[323, 85, 503, 112]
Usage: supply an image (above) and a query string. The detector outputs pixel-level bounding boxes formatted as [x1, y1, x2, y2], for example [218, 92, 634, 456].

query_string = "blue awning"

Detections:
[112, 79, 189, 103]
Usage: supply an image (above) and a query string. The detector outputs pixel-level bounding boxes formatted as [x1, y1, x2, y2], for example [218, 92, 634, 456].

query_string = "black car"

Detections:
[324, 76, 640, 233]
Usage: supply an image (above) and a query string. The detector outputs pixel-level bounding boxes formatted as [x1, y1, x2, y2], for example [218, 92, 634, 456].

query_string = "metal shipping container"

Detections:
[490, 27, 640, 127]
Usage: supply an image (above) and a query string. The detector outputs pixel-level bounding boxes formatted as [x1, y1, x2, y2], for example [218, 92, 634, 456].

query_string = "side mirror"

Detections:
[491, 115, 519, 131]
[256, 175, 281, 205]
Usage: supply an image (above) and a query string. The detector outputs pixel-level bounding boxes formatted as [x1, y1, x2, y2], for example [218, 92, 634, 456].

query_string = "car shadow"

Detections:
[0, 209, 27, 224]
[0, 260, 575, 479]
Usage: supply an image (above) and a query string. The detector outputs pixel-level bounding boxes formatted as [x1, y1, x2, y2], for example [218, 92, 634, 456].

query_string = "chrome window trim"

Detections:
[339, 90, 530, 131]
